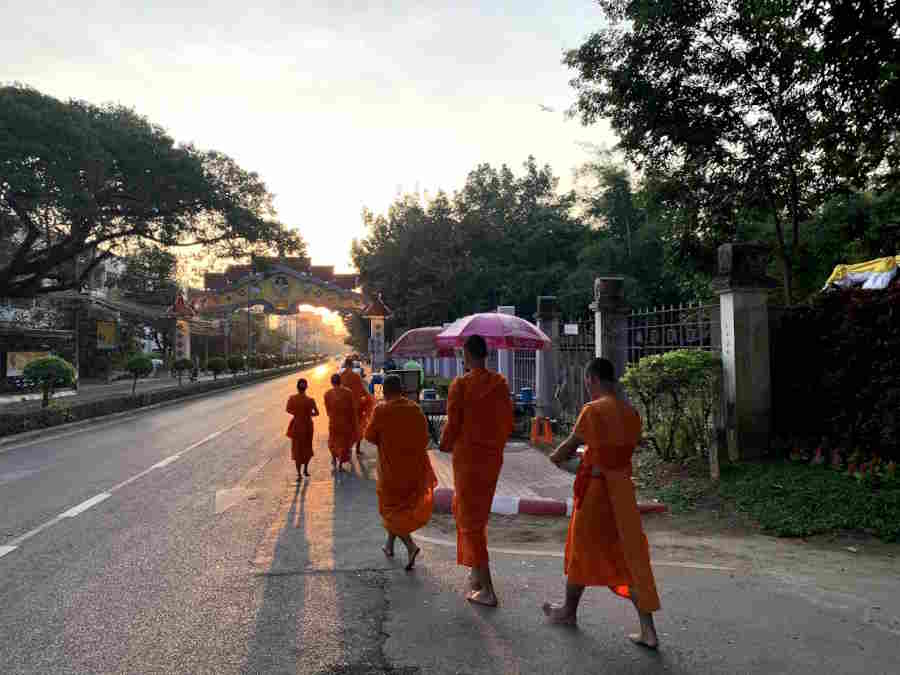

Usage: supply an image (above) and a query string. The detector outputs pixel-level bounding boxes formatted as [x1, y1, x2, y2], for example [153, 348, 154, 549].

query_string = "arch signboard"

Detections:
[192, 264, 363, 316]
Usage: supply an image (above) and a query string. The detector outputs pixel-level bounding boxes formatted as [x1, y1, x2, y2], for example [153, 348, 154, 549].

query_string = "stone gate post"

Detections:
[534, 296, 560, 419]
[590, 277, 628, 381]
[496, 305, 515, 387]
[715, 242, 775, 461]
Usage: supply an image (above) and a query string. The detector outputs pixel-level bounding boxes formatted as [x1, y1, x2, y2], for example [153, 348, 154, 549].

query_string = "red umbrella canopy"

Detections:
[387, 327, 454, 357]
[435, 313, 552, 351]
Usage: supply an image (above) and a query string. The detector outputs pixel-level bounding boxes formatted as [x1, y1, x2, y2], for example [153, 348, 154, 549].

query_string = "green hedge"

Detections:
[771, 285, 900, 462]
[622, 349, 722, 462]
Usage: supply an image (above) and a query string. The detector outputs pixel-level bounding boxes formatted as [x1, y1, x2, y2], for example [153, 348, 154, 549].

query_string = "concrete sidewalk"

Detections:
[427, 442, 667, 517]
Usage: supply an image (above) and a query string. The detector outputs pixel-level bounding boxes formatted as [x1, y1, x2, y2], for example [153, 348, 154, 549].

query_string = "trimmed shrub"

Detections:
[207, 357, 227, 380]
[172, 358, 193, 385]
[126, 354, 154, 396]
[23, 356, 77, 408]
[622, 349, 722, 463]
[227, 355, 244, 377]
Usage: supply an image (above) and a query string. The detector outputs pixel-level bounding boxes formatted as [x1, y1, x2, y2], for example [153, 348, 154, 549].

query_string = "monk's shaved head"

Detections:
[383, 374, 403, 398]
[464, 334, 488, 360]
[331, 373, 342, 386]
[586, 357, 615, 383]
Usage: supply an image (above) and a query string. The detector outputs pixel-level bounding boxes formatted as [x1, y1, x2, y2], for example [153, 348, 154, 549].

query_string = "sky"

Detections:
[3, 1, 617, 273]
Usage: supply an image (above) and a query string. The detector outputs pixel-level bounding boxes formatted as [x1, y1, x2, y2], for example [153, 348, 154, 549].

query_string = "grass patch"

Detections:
[656, 479, 713, 514]
[719, 462, 900, 542]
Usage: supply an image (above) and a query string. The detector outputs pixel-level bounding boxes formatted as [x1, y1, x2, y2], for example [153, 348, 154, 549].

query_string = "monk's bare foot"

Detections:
[404, 547, 421, 571]
[304, 470, 311, 477]
[466, 589, 498, 607]
[382, 545, 394, 558]
[468, 572, 482, 592]
[628, 633, 659, 650]
[542, 602, 577, 625]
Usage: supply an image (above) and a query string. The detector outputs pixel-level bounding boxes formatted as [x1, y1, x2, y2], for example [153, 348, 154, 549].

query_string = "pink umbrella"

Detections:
[435, 313, 552, 351]
[388, 327, 453, 357]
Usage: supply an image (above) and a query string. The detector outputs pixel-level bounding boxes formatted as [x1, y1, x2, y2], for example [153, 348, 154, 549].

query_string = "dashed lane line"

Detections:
[1, 408, 267, 560]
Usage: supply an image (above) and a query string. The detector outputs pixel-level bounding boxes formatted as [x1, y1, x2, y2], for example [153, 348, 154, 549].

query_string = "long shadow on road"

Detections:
[242, 480, 310, 673]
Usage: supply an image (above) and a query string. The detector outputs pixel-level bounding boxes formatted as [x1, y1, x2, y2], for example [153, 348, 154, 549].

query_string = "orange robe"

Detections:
[285, 393, 316, 464]
[365, 397, 438, 535]
[565, 394, 661, 613]
[341, 369, 375, 442]
[324, 386, 358, 463]
[439, 367, 513, 567]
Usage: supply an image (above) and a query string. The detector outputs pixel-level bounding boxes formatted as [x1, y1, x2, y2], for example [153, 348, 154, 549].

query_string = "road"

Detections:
[1, 365, 898, 674]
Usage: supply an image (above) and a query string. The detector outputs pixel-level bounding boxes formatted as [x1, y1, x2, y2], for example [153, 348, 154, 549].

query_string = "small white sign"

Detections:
[564, 323, 579, 335]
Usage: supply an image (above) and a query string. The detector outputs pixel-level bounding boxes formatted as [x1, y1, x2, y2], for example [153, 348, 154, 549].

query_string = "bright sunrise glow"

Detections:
[3, 2, 615, 273]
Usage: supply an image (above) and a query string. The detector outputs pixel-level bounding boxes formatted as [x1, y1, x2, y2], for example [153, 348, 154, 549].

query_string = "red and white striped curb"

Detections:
[432, 488, 667, 518]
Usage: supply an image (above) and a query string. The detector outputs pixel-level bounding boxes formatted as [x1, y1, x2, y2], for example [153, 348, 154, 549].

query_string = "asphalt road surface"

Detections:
[1, 366, 898, 674]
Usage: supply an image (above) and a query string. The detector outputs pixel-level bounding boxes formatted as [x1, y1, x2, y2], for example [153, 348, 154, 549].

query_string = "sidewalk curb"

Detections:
[0, 361, 325, 452]
[432, 488, 668, 518]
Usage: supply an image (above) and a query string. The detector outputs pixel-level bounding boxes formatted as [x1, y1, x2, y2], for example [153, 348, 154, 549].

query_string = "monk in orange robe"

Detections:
[439, 334, 513, 607]
[364, 374, 437, 571]
[324, 373, 358, 472]
[544, 357, 661, 649]
[341, 357, 375, 457]
[286, 378, 319, 480]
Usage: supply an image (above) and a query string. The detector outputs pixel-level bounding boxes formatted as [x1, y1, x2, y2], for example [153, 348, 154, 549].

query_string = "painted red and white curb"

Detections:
[432, 488, 667, 518]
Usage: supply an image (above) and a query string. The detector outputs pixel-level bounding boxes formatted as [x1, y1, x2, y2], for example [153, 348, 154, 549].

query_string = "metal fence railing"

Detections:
[626, 303, 720, 364]
[511, 350, 536, 394]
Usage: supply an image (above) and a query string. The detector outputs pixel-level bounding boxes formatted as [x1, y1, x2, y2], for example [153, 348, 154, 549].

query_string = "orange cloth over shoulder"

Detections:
[365, 397, 438, 536]
[324, 385, 357, 463]
[286, 393, 316, 464]
[565, 394, 661, 613]
[340, 369, 374, 441]
[439, 367, 513, 567]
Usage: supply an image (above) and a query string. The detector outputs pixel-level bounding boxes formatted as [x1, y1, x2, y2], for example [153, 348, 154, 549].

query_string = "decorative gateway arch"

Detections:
[193, 262, 363, 316]
[188, 259, 366, 360]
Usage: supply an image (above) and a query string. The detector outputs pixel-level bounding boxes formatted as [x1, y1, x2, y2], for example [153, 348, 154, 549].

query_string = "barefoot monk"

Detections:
[286, 378, 319, 480]
[365, 374, 437, 571]
[341, 357, 375, 457]
[543, 357, 661, 649]
[324, 373, 358, 472]
[439, 334, 513, 607]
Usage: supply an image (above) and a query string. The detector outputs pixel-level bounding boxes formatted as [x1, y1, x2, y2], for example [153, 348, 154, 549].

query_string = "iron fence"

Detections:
[511, 350, 536, 394]
[556, 318, 596, 427]
[626, 302, 720, 365]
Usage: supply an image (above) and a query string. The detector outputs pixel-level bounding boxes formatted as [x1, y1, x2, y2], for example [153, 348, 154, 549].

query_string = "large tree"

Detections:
[0, 85, 304, 297]
[566, 0, 900, 304]
[352, 157, 590, 325]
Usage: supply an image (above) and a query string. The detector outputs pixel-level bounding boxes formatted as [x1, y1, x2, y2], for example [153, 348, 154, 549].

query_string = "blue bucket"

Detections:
[422, 388, 437, 400]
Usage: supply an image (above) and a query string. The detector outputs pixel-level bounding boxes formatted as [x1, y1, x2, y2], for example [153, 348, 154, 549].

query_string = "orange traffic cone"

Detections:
[530, 417, 541, 444]
[542, 418, 554, 444]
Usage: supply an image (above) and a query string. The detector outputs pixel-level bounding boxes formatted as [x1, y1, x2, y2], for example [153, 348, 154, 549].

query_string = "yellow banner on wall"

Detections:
[97, 321, 118, 350]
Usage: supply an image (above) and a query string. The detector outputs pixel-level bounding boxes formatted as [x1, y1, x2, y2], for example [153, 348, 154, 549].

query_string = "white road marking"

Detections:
[0, 412, 258, 560]
[151, 454, 181, 469]
[59, 493, 111, 518]
[414, 533, 736, 571]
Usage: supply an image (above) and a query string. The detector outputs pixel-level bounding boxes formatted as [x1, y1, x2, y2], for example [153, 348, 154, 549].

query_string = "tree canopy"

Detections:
[351, 157, 591, 332]
[0, 85, 306, 297]
[565, 0, 900, 303]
